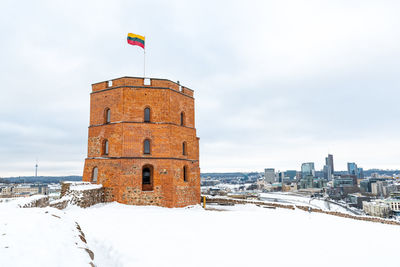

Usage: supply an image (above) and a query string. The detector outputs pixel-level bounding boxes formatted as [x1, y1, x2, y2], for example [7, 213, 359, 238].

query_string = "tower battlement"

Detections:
[91, 77, 194, 97]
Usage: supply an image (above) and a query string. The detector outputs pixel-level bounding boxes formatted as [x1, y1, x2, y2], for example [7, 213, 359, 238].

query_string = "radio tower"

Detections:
[35, 159, 38, 178]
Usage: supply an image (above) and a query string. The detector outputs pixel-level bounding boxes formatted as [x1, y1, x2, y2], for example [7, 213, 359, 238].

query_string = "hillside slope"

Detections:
[68, 203, 399, 267]
[1, 199, 399, 267]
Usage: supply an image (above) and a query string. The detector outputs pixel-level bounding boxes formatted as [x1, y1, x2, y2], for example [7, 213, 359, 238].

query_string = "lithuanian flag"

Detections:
[127, 33, 145, 49]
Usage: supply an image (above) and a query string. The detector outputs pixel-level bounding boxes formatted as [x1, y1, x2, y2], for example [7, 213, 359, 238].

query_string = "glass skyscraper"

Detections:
[347, 162, 358, 176]
[325, 154, 334, 174]
[301, 162, 315, 178]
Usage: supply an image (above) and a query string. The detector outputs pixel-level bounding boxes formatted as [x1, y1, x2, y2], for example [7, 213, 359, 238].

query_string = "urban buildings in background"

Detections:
[323, 154, 334, 180]
[264, 168, 275, 183]
[347, 162, 364, 179]
[2, 152, 400, 220]
[0, 184, 49, 198]
[301, 162, 315, 179]
[326, 154, 334, 173]
[265, 154, 369, 191]
[202, 153, 400, 219]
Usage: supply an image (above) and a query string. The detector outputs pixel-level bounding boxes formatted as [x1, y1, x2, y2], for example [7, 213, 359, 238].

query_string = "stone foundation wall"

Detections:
[121, 185, 163, 206]
[176, 185, 201, 207]
[83, 158, 200, 208]
[104, 187, 115, 202]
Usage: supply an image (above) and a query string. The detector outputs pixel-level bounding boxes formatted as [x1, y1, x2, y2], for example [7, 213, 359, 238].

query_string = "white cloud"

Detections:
[1, 0, 400, 175]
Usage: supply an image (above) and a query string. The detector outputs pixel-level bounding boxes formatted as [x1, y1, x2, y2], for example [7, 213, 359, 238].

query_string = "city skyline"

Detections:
[1, 1, 400, 176]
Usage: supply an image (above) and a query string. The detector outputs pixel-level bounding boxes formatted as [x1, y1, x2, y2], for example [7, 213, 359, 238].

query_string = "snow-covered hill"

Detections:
[0, 204, 92, 266]
[1, 198, 399, 267]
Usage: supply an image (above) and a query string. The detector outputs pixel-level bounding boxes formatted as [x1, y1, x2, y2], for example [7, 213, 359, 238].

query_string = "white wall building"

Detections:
[363, 200, 391, 218]
[385, 199, 400, 215]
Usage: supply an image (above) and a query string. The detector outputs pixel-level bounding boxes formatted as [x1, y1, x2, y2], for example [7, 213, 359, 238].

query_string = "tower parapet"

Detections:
[91, 77, 194, 97]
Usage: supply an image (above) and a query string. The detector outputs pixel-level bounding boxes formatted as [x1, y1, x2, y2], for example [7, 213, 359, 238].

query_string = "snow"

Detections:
[2, 198, 400, 267]
[260, 192, 353, 214]
[0, 194, 47, 208]
[69, 184, 102, 191]
[63, 181, 102, 191]
[0, 204, 91, 267]
[48, 183, 61, 190]
[50, 195, 72, 204]
[202, 183, 253, 191]
[68, 203, 399, 267]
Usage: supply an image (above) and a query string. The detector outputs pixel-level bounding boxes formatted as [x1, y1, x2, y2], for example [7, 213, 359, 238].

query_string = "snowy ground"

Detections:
[0, 202, 91, 267]
[260, 192, 354, 214]
[2, 197, 399, 267]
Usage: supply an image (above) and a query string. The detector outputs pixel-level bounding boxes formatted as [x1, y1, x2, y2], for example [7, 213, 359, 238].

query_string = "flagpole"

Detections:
[143, 45, 146, 78]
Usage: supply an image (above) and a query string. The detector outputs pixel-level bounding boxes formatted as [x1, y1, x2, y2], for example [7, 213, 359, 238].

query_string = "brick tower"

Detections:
[82, 77, 200, 208]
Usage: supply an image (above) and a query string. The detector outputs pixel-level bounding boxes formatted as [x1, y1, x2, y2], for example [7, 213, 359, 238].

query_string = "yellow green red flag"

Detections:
[127, 33, 145, 49]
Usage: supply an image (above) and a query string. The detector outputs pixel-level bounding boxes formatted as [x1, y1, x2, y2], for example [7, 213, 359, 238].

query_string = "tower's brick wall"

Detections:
[82, 77, 200, 208]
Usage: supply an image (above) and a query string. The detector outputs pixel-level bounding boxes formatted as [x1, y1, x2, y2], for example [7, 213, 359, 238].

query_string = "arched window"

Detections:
[182, 142, 187, 156]
[92, 167, 98, 183]
[180, 112, 185, 126]
[144, 107, 151, 122]
[142, 165, 153, 191]
[183, 166, 188, 182]
[143, 139, 151, 154]
[103, 139, 109, 156]
[104, 108, 111, 124]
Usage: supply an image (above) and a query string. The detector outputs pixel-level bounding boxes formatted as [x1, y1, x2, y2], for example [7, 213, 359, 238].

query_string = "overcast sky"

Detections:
[1, 0, 400, 176]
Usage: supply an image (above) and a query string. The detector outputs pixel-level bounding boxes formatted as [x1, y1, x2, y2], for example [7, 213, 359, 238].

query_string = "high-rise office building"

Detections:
[277, 171, 285, 183]
[323, 165, 332, 180]
[264, 168, 275, 183]
[301, 162, 315, 178]
[325, 154, 334, 174]
[358, 168, 364, 179]
[347, 162, 358, 177]
[285, 170, 297, 180]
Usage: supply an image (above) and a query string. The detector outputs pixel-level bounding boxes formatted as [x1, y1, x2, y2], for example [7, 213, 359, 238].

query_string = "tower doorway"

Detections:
[142, 165, 153, 191]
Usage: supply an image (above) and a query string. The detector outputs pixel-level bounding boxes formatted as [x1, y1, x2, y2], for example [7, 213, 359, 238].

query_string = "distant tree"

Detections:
[246, 184, 258, 191]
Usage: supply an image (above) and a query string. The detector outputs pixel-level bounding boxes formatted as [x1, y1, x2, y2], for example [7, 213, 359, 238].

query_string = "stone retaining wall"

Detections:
[204, 197, 296, 210]
[295, 205, 400, 226]
[49, 199, 69, 210]
[55, 182, 105, 209]
[20, 196, 50, 208]
[204, 196, 400, 226]
[70, 188, 104, 208]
